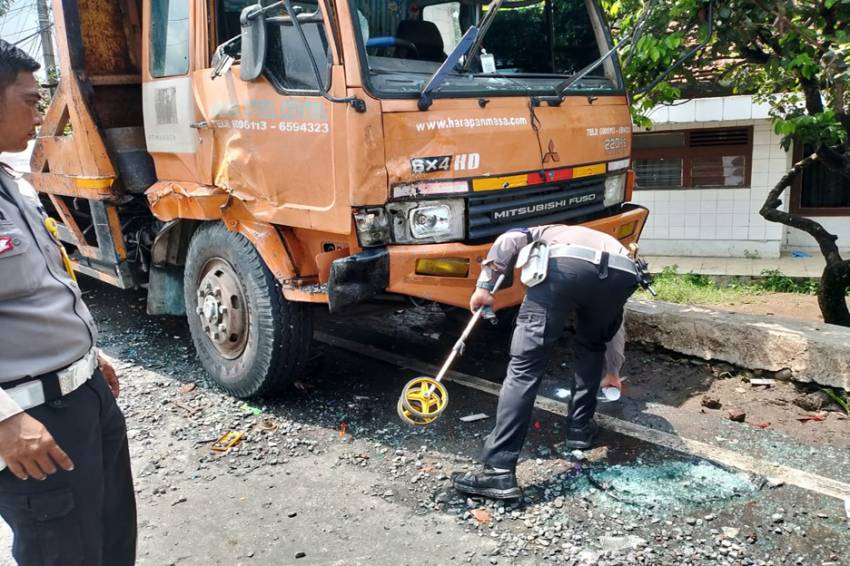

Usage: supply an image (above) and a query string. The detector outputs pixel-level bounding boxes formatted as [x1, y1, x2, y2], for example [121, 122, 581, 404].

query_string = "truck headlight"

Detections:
[603, 173, 627, 208]
[353, 207, 391, 247]
[386, 199, 465, 244]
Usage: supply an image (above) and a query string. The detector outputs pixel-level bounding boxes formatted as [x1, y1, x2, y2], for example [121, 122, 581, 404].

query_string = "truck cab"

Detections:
[31, 0, 648, 397]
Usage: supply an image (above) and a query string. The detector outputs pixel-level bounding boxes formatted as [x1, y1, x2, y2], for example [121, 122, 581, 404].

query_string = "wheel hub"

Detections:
[194, 259, 248, 359]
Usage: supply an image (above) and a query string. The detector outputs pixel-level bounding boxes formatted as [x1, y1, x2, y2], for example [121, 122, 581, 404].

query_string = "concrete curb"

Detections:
[624, 300, 850, 393]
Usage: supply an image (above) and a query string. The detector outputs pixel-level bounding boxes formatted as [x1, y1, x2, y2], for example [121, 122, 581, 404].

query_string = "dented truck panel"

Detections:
[34, 0, 648, 314]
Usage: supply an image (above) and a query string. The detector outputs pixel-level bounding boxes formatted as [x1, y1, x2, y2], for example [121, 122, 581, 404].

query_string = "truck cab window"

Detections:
[264, 1, 332, 92]
[150, 0, 190, 77]
[351, 0, 620, 98]
[217, 0, 256, 44]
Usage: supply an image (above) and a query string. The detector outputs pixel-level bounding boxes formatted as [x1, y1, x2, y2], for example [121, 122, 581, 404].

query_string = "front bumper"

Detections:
[328, 203, 648, 311]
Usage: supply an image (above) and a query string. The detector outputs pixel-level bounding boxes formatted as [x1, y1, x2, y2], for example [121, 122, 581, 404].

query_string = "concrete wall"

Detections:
[631, 96, 796, 258]
[784, 217, 850, 252]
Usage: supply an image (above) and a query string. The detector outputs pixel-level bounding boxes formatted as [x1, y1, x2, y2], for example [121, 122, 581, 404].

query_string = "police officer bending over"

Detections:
[453, 224, 640, 500]
[0, 40, 136, 565]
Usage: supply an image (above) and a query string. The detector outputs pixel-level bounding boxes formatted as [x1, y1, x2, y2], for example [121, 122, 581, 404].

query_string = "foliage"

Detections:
[638, 266, 833, 304]
[820, 388, 850, 416]
[601, 0, 850, 156]
[757, 269, 820, 294]
[637, 266, 760, 303]
[603, 0, 850, 325]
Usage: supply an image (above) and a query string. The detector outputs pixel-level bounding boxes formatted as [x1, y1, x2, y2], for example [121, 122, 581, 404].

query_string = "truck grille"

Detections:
[467, 177, 607, 240]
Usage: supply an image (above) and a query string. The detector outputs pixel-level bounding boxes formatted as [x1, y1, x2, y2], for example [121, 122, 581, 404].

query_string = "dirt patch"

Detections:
[707, 292, 850, 323]
[620, 351, 850, 451]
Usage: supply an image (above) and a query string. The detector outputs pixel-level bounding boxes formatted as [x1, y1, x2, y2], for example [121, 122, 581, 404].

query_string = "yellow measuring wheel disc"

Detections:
[400, 377, 449, 419]
[397, 396, 436, 426]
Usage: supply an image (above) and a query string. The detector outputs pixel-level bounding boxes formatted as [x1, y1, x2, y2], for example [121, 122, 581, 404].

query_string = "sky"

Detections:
[0, 0, 53, 77]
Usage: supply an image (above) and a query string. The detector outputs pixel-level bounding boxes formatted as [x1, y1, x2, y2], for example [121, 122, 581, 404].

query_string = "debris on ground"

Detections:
[471, 508, 491, 524]
[797, 413, 826, 423]
[793, 389, 837, 412]
[728, 409, 746, 422]
[701, 395, 723, 409]
[240, 403, 263, 416]
[210, 431, 245, 452]
[459, 413, 489, 422]
[749, 378, 775, 387]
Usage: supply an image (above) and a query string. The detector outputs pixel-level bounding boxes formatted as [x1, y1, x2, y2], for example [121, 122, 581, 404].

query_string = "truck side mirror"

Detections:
[240, 4, 267, 81]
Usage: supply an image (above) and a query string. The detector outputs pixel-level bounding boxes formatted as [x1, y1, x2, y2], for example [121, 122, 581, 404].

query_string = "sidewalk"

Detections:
[646, 252, 828, 278]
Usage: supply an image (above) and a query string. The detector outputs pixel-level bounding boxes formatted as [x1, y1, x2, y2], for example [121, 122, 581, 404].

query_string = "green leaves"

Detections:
[604, 0, 849, 160]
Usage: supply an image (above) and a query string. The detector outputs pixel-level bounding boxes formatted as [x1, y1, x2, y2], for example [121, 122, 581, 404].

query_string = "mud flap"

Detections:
[147, 265, 186, 315]
[327, 248, 389, 313]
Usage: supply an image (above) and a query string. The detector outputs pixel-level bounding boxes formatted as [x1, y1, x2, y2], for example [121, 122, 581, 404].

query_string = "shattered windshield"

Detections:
[350, 0, 622, 97]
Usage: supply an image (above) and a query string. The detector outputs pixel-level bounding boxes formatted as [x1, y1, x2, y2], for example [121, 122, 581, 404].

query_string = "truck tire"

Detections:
[184, 222, 312, 398]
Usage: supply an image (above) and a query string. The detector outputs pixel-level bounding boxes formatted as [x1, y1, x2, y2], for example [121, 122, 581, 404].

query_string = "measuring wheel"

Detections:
[396, 396, 437, 426]
[400, 377, 449, 420]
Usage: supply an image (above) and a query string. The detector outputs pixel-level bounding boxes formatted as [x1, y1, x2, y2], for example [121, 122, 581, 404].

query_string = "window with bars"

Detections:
[633, 127, 753, 190]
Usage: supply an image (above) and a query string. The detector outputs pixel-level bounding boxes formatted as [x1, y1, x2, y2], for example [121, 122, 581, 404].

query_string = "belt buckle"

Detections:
[56, 349, 96, 395]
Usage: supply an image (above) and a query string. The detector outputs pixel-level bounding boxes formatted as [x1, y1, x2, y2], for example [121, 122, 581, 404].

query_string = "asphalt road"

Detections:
[1, 278, 848, 565]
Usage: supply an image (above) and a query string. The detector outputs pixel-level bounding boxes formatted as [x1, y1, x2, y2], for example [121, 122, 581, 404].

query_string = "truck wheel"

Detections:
[184, 222, 312, 398]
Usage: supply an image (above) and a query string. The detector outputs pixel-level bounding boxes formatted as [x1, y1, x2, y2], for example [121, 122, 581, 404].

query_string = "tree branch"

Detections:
[759, 153, 842, 265]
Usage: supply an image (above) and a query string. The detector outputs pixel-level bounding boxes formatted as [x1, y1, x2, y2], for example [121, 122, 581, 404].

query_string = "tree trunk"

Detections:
[760, 154, 850, 327]
[819, 259, 850, 327]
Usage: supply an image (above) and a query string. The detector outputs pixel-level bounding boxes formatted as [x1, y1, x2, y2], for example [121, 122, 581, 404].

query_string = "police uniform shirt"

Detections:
[0, 165, 97, 420]
[480, 224, 630, 375]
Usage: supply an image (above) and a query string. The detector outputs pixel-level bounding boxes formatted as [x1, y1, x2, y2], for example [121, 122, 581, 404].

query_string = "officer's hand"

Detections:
[470, 288, 495, 312]
[98, 352, 120, 398]
[0, 413, 74, 481]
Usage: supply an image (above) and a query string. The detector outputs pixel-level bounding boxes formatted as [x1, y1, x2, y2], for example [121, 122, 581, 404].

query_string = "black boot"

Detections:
[452, 466, 522, 499]
[566, 420, 599, 450]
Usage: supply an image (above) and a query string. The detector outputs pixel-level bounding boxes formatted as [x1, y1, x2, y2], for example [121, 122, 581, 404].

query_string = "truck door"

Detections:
[143, 0, 207, 182]
[191, 0, 341, 231]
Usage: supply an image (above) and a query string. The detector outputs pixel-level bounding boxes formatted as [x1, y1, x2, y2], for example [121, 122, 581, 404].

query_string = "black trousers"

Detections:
[0, 369, 137, 566]
[480, 258, 638, 470]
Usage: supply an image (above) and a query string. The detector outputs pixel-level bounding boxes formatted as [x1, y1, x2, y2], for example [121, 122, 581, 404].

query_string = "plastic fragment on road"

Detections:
[459, 413, 489, 422]
[240, 403, 263, 416]
[533, 420, 542, 430]
[791, 250, 812, 258]
[749, 378, 775, 386]
[210, 431, 245, 452]
[797, 414, 825, 423]
[339, 422, 348, 438]
[752, 421, 771, 429]
[471, 508, 491, 524]
[555, 388, 571, 399]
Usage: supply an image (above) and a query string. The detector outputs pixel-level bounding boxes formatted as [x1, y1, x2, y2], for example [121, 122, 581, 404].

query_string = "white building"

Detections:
[632, 95, 850, 258]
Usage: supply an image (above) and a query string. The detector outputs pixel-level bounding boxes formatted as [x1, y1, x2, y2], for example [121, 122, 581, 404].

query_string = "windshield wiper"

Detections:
[459, 0, 506, 73]
[417, 27, 479, 110]
[417, 0, 506, 110]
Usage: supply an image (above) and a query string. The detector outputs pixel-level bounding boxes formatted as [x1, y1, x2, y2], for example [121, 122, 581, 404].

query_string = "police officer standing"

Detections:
[0, 41, 136, 564]
[453, 224, 640, 499]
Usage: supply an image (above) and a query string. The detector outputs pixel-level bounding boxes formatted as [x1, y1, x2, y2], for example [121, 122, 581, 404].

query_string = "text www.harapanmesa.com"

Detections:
[415, 116, 529, 132]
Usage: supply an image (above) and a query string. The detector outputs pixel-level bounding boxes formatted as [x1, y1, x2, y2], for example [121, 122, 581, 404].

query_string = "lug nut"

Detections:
[217, 323, 227, 333]
[220, 306, 229, 315]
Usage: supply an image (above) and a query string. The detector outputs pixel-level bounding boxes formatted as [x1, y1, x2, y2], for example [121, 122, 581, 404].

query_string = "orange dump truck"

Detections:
[32, 0, 648, 397]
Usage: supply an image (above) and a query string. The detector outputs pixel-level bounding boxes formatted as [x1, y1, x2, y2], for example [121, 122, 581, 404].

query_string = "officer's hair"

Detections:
[0, 40, 40, 102]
